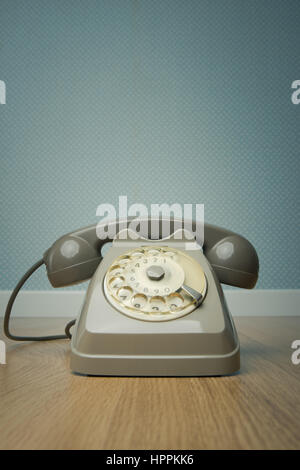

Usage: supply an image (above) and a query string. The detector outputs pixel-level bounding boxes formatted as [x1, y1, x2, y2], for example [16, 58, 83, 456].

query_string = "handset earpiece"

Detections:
[43, 220, 133, 287]
[203, 224, 259, 289]
[43, 226, 105, 287]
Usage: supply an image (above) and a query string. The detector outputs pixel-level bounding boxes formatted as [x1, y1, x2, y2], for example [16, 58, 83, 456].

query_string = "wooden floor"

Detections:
[0, 317, 299, 450]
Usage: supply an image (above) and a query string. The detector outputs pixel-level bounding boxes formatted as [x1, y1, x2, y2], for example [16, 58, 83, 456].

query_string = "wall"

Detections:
[1, 0, 300, 290]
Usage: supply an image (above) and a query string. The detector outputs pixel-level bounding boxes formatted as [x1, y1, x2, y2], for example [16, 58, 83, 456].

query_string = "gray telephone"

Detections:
[4, 218, 259, 376]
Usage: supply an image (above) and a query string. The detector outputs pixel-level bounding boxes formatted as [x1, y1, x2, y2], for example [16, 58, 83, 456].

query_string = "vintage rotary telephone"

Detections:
[4, 218, 259, 376]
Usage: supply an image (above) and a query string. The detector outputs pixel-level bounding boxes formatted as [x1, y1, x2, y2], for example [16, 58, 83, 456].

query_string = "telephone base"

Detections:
[70, 234, 241, 377]
[70, 347, 240, 377]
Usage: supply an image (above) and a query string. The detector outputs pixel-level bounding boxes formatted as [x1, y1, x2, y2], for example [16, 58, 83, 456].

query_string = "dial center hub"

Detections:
[146, 265, 165, 281]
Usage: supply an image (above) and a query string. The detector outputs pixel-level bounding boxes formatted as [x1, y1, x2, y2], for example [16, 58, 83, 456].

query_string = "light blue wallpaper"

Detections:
[0, 0, 300, 290]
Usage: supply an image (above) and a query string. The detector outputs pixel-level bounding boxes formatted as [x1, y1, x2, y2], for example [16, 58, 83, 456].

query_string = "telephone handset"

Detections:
[43, 219, 258, 289]
[4, 218, 259, 376]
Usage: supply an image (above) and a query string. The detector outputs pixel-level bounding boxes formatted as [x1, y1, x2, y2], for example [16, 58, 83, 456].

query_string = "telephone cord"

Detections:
[4, 259, 75, 341]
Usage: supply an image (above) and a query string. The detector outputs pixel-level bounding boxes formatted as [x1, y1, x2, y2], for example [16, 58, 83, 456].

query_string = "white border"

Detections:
[0, 289, 299, 317]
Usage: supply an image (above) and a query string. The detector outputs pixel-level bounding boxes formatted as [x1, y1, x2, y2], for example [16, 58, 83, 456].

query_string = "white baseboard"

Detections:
[0, 289, 299, 317]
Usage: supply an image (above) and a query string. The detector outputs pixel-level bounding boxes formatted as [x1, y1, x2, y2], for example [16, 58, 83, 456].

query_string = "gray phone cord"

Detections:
[4, 259, 76, 341]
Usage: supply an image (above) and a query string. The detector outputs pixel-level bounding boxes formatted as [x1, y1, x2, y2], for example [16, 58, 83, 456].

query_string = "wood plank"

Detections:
[0, 317, 299, 449]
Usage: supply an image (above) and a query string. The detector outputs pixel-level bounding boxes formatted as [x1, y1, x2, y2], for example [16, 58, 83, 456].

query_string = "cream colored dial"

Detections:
[104, 246, 207, 321]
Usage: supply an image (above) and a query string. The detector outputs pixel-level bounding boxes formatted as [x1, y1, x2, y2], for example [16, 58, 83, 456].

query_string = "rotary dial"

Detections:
[104, 246, 207, 321]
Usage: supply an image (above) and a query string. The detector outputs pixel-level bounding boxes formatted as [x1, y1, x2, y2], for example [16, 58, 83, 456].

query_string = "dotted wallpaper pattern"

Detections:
[0, 0, 300, 290]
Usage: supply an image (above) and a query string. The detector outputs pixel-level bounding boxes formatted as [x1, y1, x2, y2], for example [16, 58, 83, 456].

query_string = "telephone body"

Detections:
[5, 218, 259, 376]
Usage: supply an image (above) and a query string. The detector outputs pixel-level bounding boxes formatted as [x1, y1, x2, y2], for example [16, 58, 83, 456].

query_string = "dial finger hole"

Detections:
[131, 294, 148, 310]
[109, 276, 125, 289]
[164, 251, 176, 257]
[147, 249, 160, 256]
[150, 296, 166, 313]
[109, 265, 124, 276]
[130, 251, 144, 259]
[118, 256, 131, 265]
[167, 293, 184, 311]
[117, 286, 133, 302]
